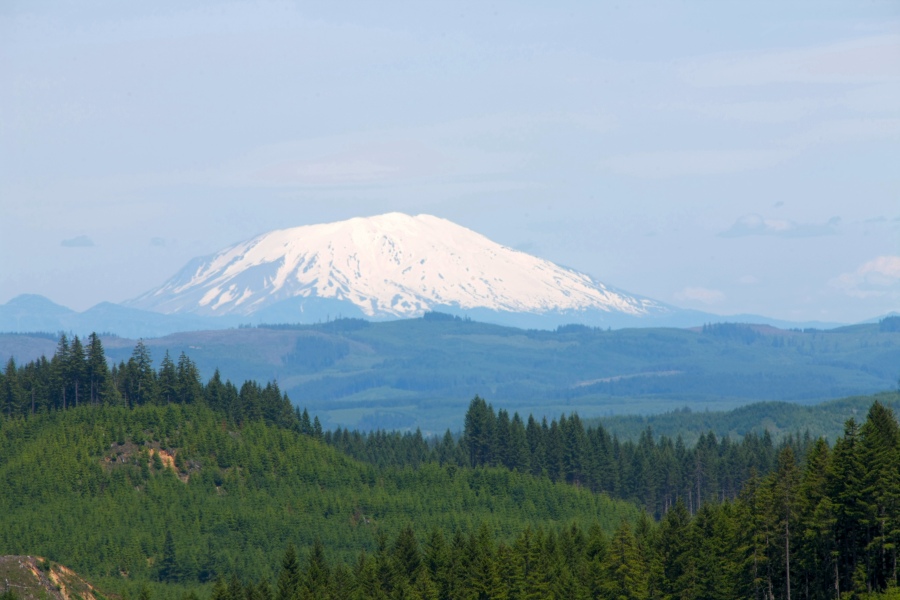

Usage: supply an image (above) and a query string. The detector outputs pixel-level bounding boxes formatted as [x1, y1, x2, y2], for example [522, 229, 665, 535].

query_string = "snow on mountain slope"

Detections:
[128, 213, 667, 319]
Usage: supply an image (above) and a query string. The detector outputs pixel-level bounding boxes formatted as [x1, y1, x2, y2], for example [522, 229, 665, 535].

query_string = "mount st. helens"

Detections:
[127, 213, 673, 327]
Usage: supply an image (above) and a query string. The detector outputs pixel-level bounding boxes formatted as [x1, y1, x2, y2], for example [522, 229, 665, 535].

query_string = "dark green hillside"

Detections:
[325, 396, 824, 519]
[0, 404, 638, 586]
[91, 318, 900, 431]
[4, 399, 897, 600]
[3, 318, 899, 432]
[591, 391, 900, 444]
[265, 401, 900, 599]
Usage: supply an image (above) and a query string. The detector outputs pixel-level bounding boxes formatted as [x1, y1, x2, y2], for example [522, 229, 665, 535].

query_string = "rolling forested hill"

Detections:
[1, 388, 898, 599]
[592, 391, 900, 444]
[3, 315, 900, 432]
[1, 335, 899, 599]
[0, 403, 638, 587]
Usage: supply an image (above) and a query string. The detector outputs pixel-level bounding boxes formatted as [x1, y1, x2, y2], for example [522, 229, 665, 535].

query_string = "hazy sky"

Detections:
[2, 1, 899, 323]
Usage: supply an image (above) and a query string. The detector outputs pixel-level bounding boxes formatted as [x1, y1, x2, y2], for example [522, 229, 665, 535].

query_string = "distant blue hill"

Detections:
[0, 294, 239, 338]
[0, 293, 852, 339]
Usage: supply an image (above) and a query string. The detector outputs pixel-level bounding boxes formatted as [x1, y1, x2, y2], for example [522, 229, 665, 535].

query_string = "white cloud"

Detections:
[674, 287, 725, 305]
[720, 214, 841, 238]
[831, 256, 900, 298]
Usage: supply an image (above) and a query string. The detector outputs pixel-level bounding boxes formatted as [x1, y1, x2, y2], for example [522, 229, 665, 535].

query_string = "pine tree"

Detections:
[770, 446, 801, 600]
[562, 413, 588, 487]
[198, 539, 218, 583]
[68, 335, 87, 408]
[302, 540, 331, 599]
[126, 340, 157, 406]
[692, 503, 734, 599]
[300, 408, 312, 435]
[601, 521, 649, 600]
[545, 419, 564, 482]
[312, 416, 323, 440]
[86, 333, 114, 405]
[176, 352, 203, 405]
[209, 580, 229, 600]
[444, 530, 471, 600]
[330, 564, 354, 600]
[256, 580, 273, 600]
[52, 334, 70, 410]
[158, 530, 180, 582]
[423, 527, 448, 593]
[464, 396, 496, 467]
[227, 574, 243, 600]
[516, 527, 550, 600]
[2, 358, 20, 419]
[657, 499, 693, 599]
[158, 351, 177, 405]
[525, 415, 545, 478]
[496, 541, 525, 600]
[277, 544, 301, 600]
[392, 525, 422, 584]
[469, 523, 502, 600]
[410, 567, 440, 600]
[796, 437, 837, 597]
[827, 419, 867, 594]
[351, 552, 386, 600]
[860, 401, 900, 591]
[507, 412, 530, 473]
[495, 409, 512, 469]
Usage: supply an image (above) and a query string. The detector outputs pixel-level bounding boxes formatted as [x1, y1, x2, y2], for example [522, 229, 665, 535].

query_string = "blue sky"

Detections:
[1, 1, 898, 323]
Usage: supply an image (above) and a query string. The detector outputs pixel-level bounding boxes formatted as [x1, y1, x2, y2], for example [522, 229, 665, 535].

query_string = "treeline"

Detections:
[151, 401, 900, 599]
[582, 393, 900, 446]
[0, 334, 314, 432]
[325, 397, 814, 518]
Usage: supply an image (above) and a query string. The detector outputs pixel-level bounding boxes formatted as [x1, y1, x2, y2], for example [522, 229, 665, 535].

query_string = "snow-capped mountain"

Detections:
[128, 213, 672, 323]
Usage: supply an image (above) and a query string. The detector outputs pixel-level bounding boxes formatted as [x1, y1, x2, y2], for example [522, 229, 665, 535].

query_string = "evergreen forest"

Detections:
[5, 314, 900, 433]
[1, 335, 899, 599]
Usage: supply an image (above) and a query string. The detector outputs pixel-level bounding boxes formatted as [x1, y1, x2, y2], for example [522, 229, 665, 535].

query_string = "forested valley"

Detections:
[1, 335, 899, 599]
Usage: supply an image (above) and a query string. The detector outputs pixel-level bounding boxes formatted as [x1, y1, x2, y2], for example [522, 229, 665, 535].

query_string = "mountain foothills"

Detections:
[4, 316, 899, 432]
[2, 338, 900, 599]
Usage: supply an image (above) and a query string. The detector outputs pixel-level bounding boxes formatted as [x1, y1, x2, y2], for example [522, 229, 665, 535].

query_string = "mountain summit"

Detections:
[128, 213, 670, 324]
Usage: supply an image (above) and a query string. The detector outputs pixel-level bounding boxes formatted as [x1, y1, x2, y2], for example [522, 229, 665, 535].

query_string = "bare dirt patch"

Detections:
[103, 441, 193, 483]
[0, 556, 113, 600]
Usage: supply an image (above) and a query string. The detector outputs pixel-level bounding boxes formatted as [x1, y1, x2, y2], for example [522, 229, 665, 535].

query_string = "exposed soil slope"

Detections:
[0, 556, 110, 600]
